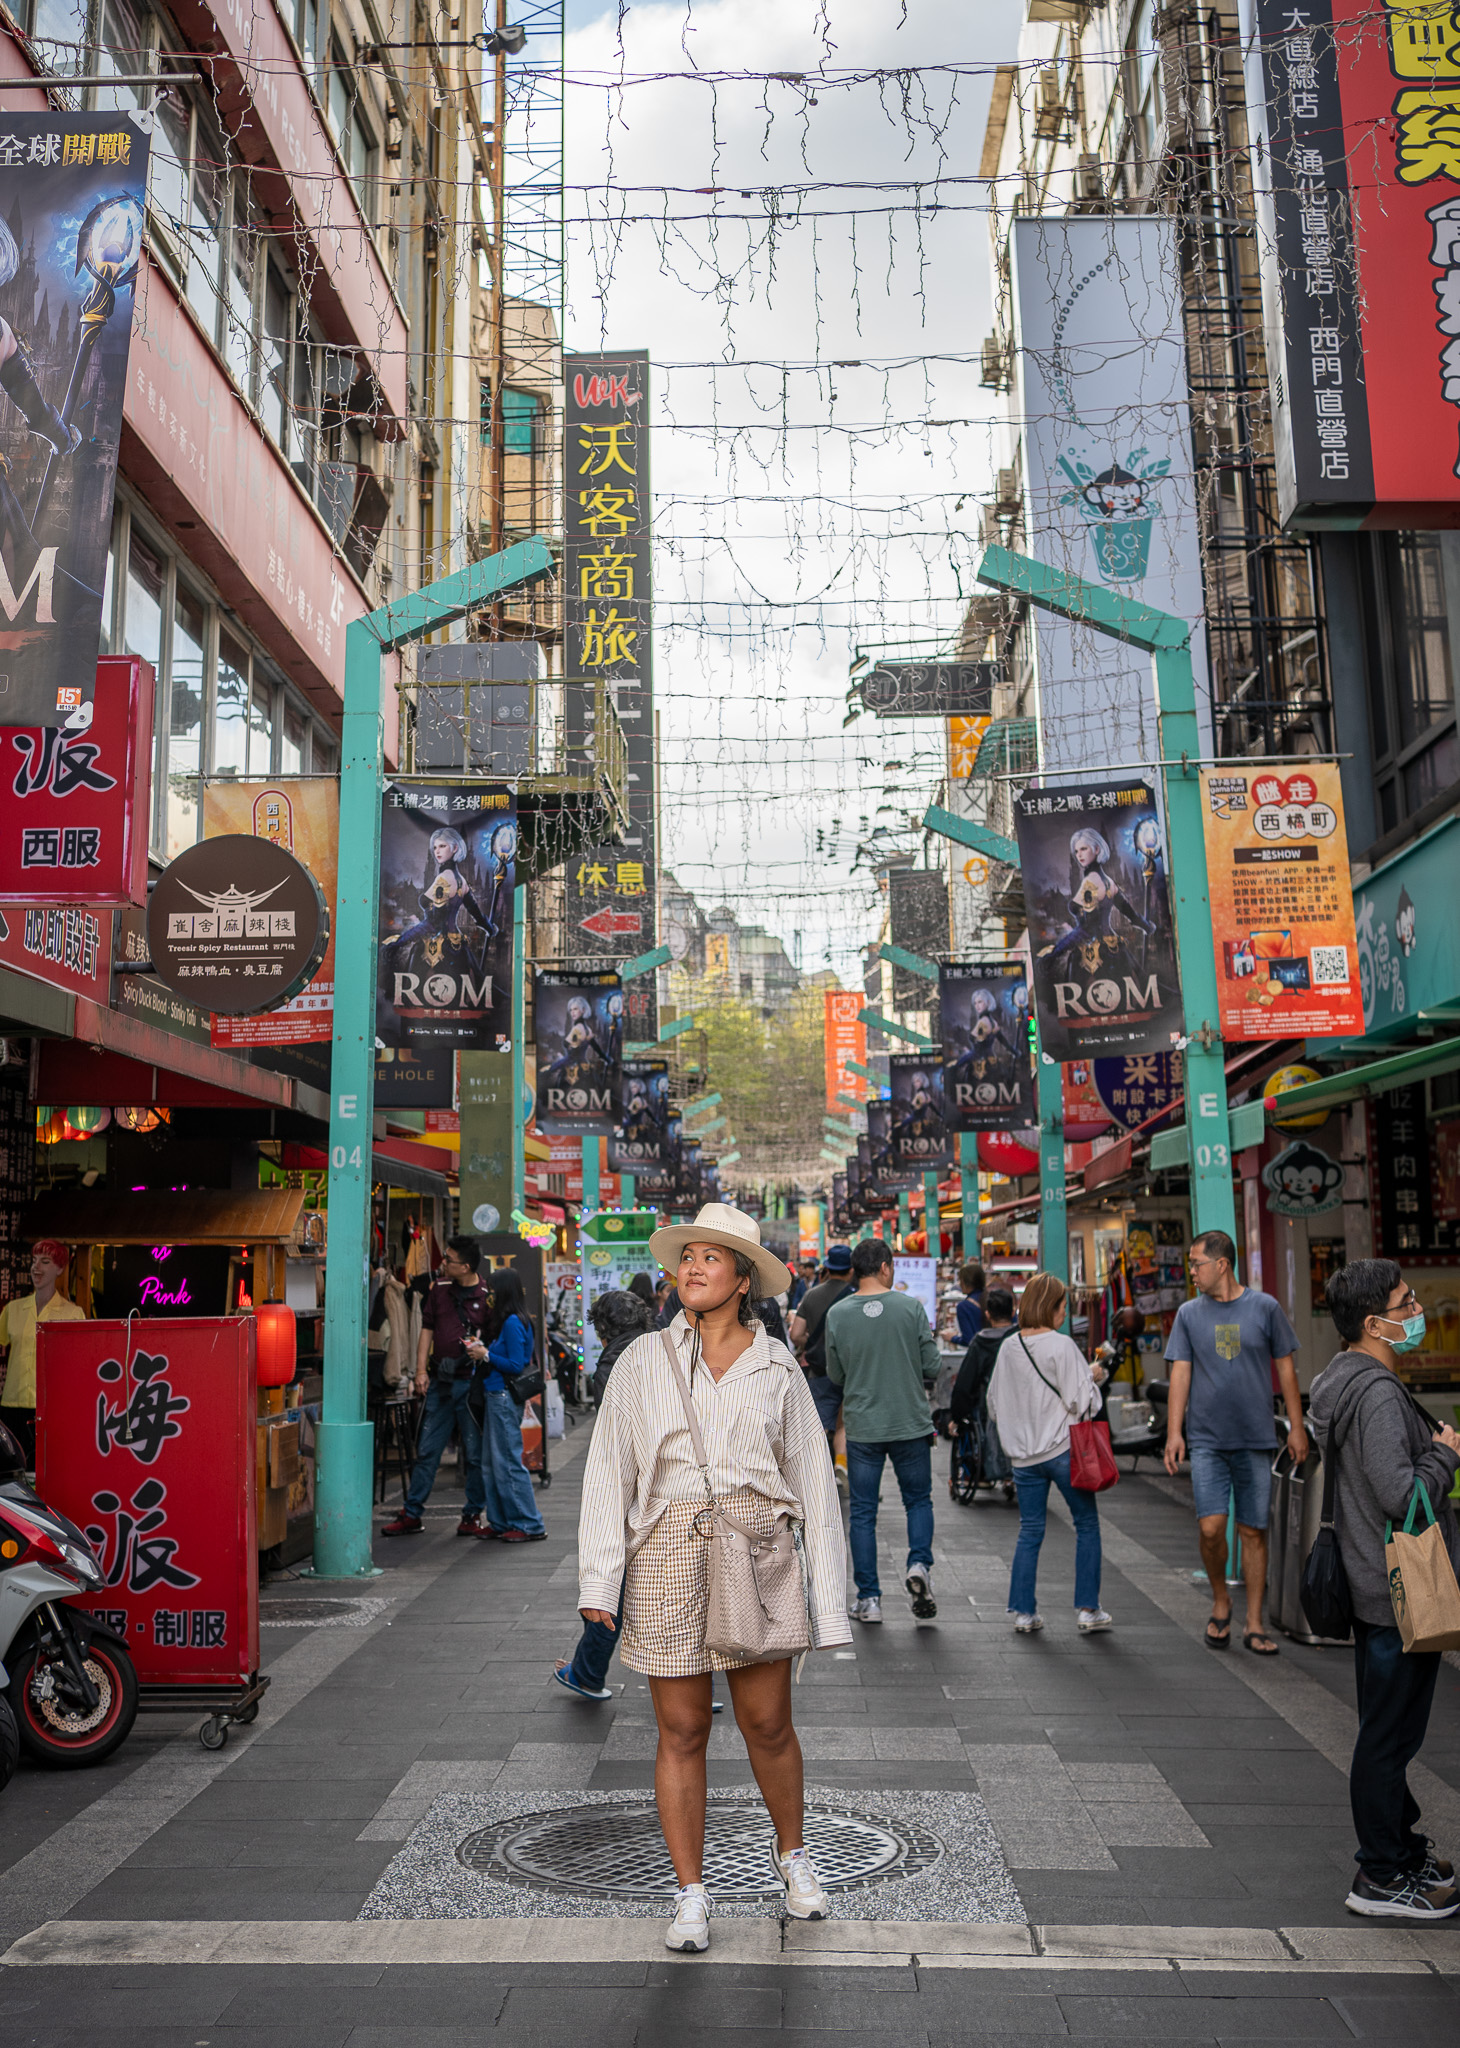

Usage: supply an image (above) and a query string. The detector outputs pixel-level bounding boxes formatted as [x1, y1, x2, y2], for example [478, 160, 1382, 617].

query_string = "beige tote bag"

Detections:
[1386, 1482, 1460, 1654]
[660, 1329, 810, 1662]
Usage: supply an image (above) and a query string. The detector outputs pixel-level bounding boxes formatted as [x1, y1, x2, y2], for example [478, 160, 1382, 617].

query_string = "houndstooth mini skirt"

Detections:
[621, 1487, 781, 1676]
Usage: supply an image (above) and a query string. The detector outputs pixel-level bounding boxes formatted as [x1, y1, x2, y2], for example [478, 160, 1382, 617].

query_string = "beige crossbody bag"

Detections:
[659, 1328, 811, 1662]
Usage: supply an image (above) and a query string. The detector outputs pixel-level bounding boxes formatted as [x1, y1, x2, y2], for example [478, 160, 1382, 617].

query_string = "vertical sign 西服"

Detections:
[562, 352, 657, 1044]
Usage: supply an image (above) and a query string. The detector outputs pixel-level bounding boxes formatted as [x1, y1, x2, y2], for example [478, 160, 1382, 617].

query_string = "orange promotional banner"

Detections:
[202, 780, 338, 1047]
[1200, 762, 1363, 1042]
[824, 988, 867, 1113]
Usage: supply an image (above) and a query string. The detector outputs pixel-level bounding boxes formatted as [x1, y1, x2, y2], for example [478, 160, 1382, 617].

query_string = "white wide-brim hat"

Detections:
[648, 1202, 793, 1296]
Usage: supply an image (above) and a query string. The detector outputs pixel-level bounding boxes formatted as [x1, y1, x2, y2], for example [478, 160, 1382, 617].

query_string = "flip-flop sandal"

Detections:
[1244, 1632, 1280, 1656]
[1205, 1614, 1231, 1649]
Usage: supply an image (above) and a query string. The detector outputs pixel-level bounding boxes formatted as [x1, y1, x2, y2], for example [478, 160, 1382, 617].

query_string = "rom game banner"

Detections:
[534, 969, 623, 1136]
[939, 961, 1032, 1130]
[608, 1057, 672, 1184]
[889, 1052, 951, 1167]
[1016, 781, 1183, 1061]
[376, 782, 516, 1056]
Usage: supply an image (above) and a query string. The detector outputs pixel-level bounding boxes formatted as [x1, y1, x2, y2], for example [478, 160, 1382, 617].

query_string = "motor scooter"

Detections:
[0, 1419, 138, 1769]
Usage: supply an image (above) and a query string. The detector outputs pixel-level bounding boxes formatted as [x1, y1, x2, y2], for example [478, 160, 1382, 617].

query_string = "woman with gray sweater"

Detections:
[1311, 1258, 1460, 1922]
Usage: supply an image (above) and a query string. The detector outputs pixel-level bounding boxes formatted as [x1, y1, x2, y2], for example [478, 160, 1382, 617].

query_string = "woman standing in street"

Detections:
[467, 1267, 546, 1543]
[988, 1270, 1112, 1636]
[578, 1203, 850, 1952]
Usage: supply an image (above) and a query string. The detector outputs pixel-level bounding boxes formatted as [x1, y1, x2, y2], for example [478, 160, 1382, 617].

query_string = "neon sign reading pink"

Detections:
[139, 1275, 191, 1309]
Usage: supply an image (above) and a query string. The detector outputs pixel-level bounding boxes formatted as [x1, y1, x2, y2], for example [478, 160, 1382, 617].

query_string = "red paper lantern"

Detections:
[979, 1129, 1040, 1177]
[255, 1302, 297, 1387]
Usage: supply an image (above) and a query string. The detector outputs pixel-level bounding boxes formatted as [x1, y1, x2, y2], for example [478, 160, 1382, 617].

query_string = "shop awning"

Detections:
[24, 1188, 305, 1245]
[1264, 1035, 1460, 1122]
[279, 1138, 451, 1201]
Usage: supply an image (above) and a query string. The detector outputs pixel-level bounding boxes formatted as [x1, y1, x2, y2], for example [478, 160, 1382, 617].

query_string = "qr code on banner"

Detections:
[1310, 946, 1350, 985]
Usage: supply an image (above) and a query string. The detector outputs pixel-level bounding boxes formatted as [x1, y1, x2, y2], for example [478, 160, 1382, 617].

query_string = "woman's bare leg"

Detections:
[726, 1658, 804, 1854]
[648, 1673, 714, 1884]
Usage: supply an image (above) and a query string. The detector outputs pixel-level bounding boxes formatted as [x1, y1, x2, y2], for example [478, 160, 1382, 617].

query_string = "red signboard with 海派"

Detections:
[0, 656, 152, 905]
[36, 1317, 258, 1689]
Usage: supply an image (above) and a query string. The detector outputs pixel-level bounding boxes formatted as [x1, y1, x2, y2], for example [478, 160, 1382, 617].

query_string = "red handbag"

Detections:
[1015, 1336, 1120, 1494]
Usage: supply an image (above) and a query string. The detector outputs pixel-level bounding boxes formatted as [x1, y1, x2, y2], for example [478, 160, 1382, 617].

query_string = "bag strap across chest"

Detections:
[659, 1326, 784, 1544]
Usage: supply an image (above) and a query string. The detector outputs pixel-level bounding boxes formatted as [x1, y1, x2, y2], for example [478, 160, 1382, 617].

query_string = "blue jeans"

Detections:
[480, 1387, 545, 1535]
[569, 1577, 626, 1693]
[404, 1375, 485, 1519]
[847, 1436, 933, 1600]
[1352, 1618, 1442, 1885]
[1009, 1451, 1103, 1614]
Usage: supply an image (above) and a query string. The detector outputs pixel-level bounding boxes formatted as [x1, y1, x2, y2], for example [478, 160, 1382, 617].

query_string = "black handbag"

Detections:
[1300, 1415, 1354, 1641]
[469, 1317, 545, 1414]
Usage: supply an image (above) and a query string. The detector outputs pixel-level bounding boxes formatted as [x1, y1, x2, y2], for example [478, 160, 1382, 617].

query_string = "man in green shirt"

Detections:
[826, 1237, 942, 1625]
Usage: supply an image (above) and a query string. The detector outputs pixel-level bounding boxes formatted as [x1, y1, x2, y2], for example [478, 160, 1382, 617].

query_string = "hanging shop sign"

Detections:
[0, 657, 151, 904]
[824, 988, 867, 1111]
[579, 1208, 657, 1375]
[35, 1316, 259, 1689]
[939, 961, 1032, 1130]
[979, 1127, 1041, 1178]
[534, 969, 623, 1136]
[561, 350, 658, 1042]
[0, 899, 111, 1002]
[1015, 780, 1182, 1061]
[204, 780, 338, 1048]
[887, 867, 948, 1007]
[1092, 1051, 1180, 1131]
[1063, 1059, 1113, 1142]
[889, 1052, 951, 1168]
[1010, 216, 1207, 773]
[1371, 1082, 1460, 1264]
[608, 1058, 674, 1189]
[146, 835, 327, 1016]
[0, 117, 149, 728]
[831, 1171, 848, 1234]
[1240, 0, 1460, 526]
[858, 661, 997, 719]
[676, 1134, 704, 1207]
[1200, 761, 1362, 1039]
[1262, 1137, 1345, 1218]
[865, 1102, 918, 1195]
[376, 782, 515, 1060]
[458, 1048, 513, 1237]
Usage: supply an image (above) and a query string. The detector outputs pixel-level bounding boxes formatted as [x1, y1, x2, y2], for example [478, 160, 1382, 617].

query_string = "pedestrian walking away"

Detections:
[576, 1202, 850, 1952]
[955, 1260, 986, 1346]
[947, 1285, 1016, 1498]
[988, 1270, 1112, 1634]
[1163, 1228, 1304, 1654]
[788, 1243, 854, 1437]
[466, 1266, 547, 1541]
[381, 1236, 493, 1538]
[1310, 1259, 1460, 1922]
[825, 1236, 942, 1625]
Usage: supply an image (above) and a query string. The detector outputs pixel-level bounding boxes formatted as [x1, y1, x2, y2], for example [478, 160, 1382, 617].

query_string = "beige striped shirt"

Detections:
[578, 1312, 852, 1649]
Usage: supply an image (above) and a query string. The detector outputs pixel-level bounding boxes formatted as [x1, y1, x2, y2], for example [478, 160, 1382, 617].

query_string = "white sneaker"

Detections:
[852, 1596, 882, 1624]
[666, 1883, 711, 1952]
[1077, 1607, 1113, 1633]
[1012, 1611, 1044, 1634]
[775, 1844, 829, 1920]
[905, 1565, 937, 1619]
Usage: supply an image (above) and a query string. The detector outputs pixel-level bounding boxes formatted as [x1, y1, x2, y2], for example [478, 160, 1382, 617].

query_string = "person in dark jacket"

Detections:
[1310, 1258, 1460, 1922]
[948, 1286, 1015, 1490]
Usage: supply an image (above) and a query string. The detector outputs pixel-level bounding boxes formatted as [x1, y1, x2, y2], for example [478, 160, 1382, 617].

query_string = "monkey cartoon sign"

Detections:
[1262, 1138, 1345, 1219]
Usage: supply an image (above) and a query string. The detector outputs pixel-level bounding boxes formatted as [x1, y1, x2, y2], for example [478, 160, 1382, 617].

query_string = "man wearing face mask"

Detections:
[1311, 1260, 1460, 1921]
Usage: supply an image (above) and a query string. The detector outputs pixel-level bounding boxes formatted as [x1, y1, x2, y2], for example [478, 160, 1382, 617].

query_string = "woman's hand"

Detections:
[1090, 1363, 1108, 1384]
[581, 1608, 616, 1631]
[1435, 1423, 1460, 1454]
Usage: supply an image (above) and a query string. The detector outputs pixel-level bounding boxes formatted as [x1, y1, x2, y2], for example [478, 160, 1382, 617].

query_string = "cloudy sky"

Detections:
[558, 0, 1021, 978]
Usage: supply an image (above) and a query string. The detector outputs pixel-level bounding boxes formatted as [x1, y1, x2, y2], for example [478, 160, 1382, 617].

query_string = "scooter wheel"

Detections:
[8, 1636, 138, 1769]
[0, 1695, 18, 1791]
[199, 1717, 228, 1751]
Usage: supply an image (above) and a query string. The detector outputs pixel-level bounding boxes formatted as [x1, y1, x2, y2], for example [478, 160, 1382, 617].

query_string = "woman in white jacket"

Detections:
[577, 1204, 850, 1953]
[988, 1270, 1112, 1636]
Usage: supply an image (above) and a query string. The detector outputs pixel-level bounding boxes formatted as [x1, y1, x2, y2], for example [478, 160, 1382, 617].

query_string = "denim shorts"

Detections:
[1189, 1445, 1274, 1528]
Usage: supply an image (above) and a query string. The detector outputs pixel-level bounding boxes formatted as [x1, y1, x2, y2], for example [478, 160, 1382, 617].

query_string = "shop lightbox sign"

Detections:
[0, 657, 151, 905]
[146, 834, 329, 1014]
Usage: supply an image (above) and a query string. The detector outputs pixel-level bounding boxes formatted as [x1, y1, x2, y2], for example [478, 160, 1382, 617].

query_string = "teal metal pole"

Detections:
[960, 1130, 978, 1262]
[315, 618, 386, 1578]
[621, 1173, 636, 1208]
[898, 1190, 911, 1245]
[511, 883, 525, 1219]
[1156, 646, 1236, 1243]
[1037, 1039, 1068, 1296]
[581, 1134, 600, 1214]
[817, 1202, 826, 1261]
[923, 1170, 940, 1257]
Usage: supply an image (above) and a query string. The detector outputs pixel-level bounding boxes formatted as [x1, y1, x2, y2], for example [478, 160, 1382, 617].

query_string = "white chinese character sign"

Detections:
[0, 115, 149, 727]
[1010, 216, 1208, 773]
[1241, 0, 1460, 523]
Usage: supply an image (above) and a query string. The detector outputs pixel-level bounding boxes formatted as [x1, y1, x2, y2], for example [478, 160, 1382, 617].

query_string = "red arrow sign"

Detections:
[579, 908, 643, 938]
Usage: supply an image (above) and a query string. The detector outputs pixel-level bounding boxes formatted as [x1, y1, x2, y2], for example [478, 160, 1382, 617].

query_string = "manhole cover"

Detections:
[457, 1798, 944, 1900]
[258, 1597, 388, 1627]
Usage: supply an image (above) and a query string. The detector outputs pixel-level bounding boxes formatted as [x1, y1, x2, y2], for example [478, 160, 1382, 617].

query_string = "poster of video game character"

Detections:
[0, 116, 150, 728]
[534, 969, 623, 1135]
[865, 1101, 918, 1195]
[1015, 781, 1182, 1061]
[939, 961, 1032, 1131]
[609, 1058, 672, 1186]
[376, 783, 515, 1054]
[889, 1053, 951, 1167]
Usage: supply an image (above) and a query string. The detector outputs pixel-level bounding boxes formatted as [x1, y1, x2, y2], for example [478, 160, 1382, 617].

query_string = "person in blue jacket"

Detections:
[466, 1266, 546, 1541]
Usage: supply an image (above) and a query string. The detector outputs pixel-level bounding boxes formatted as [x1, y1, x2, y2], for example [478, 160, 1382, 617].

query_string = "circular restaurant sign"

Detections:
[147, 834, 329, 1016]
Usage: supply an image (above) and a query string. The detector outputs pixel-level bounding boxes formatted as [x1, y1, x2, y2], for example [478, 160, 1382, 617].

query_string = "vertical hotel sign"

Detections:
[562, 352, 657, 1043]
[1242, 0, 1460, 524]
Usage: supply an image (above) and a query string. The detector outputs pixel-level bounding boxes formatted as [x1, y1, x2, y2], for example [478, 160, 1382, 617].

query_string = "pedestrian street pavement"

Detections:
[6, 1415, 1460, 2041]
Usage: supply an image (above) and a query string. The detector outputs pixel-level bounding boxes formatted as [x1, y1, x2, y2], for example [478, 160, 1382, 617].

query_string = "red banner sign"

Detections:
[0, 657, 151, 905]
[36, 1317, 259, 1688]
[824, 989, 868, 1113]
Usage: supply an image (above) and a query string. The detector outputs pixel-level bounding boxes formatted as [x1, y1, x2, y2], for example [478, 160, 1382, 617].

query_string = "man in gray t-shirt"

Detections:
[1163, 1229, 1303, 1655]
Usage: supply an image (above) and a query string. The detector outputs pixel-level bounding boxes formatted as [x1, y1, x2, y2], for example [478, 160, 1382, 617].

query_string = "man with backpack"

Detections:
[789, 1244, 854, 1435]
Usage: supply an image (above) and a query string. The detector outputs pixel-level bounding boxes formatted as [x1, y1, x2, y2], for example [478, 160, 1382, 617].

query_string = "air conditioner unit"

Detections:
[1077, 151, 1105, 200]
[980, 334, 1008, 389]
[995, 467, 1022, 513]
[1034, 66, 1064, 139]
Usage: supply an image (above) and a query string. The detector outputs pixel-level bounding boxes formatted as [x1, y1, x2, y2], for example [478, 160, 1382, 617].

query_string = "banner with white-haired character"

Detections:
[0, 113, 148, 727]
[533, 968, 624, 1136]
[376, 781, 516, 1053]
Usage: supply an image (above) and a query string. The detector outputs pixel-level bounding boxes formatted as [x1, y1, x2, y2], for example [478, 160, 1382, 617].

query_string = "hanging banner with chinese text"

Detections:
[0, 657, 150, 903]
[1200, 760, 1362, 1040]
[1015, 781, 1182, 1060]
[204, 778, 337, 1048]
[938, 960, 1032, 1130]
[562, 350, 656, 1039]
[824, 987, 867, 1112]
[0, 115, 150, 728]
[889, 1052, 952, 1168]
[534, 969, 623, 1135]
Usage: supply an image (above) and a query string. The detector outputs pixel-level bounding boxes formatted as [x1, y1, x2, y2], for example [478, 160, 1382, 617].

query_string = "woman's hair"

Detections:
[729, 1247, 762, 1328]
[0, 216, 18, 293]
[430, 827, 468, 864]
[626, 1271, 656, 1307]
[587, 1287, 653, 1340]
[1019, 1270, 1068, 1330]
[484, 1265, 528, 1340]
[959, 1261, 985, 1293]
[1327, 1258, 1403, 1343]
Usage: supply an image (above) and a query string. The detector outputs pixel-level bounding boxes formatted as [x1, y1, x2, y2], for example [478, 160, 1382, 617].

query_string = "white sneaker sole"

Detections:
[905, 1573, 937, 1619]
[666, 1919, 711, 1951]
[1345, 1890, 1460, 1920]
[774, 1853, 828, 1920]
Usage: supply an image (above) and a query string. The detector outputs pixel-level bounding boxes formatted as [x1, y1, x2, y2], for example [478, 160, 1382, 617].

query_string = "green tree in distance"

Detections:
[680, 984, 827, 1179]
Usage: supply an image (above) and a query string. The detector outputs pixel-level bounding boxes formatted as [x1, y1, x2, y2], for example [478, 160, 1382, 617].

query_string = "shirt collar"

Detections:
[670, 1309, 772, 1375]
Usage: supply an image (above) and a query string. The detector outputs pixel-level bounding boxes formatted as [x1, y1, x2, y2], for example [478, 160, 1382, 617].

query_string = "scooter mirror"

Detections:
[0, 1418, 26, 1477]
